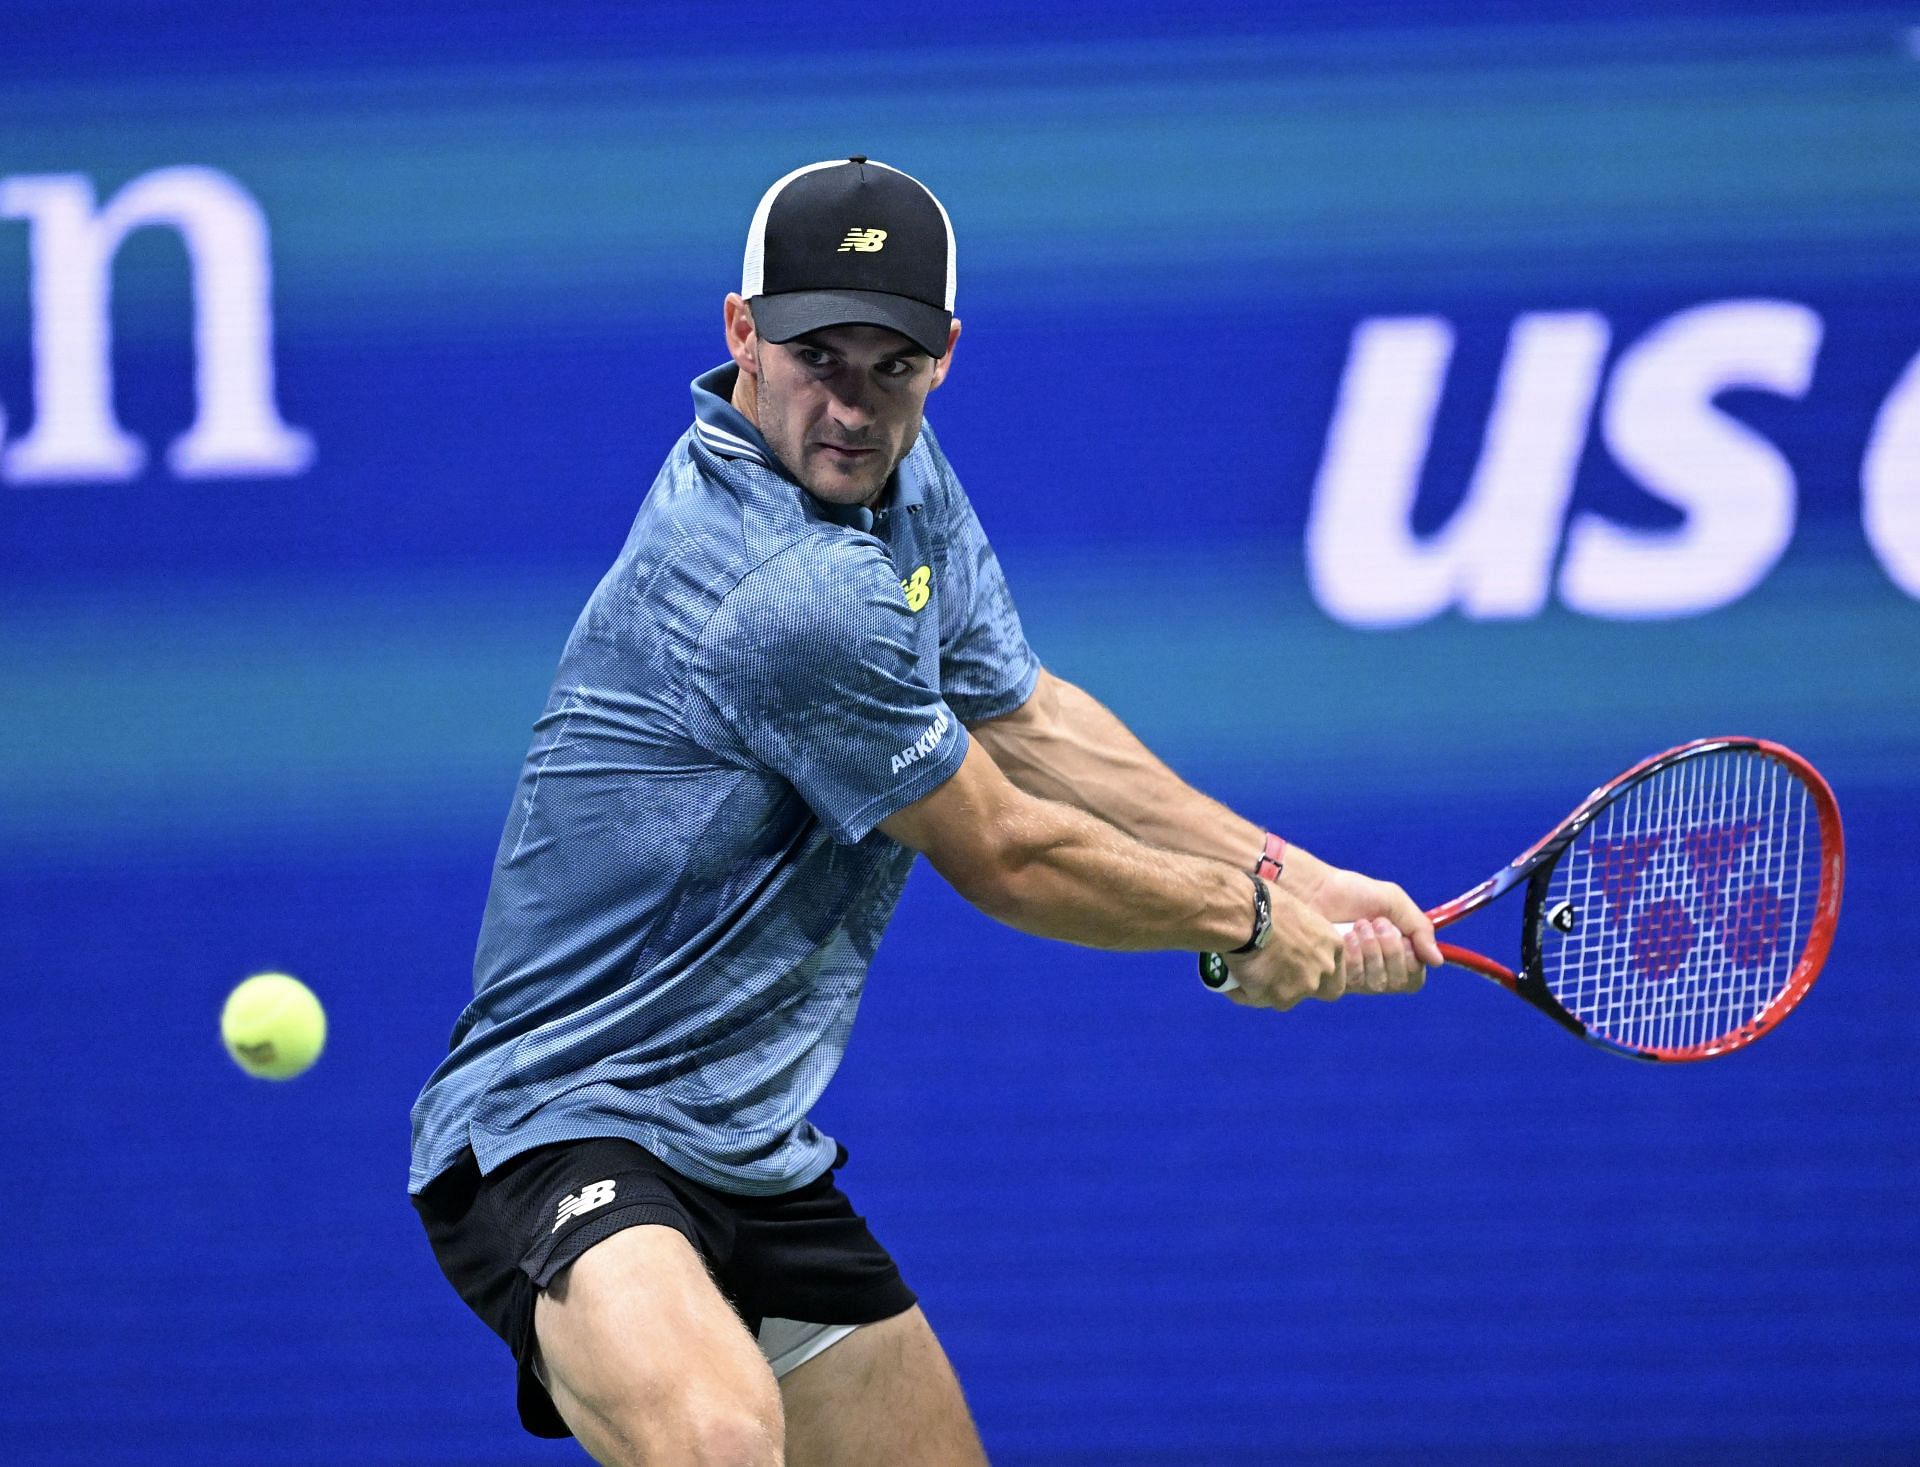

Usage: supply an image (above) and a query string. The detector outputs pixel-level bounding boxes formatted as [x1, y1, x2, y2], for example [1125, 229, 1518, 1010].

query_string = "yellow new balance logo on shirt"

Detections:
[837, 228, 888, 253]
[901, 565, 931, 611]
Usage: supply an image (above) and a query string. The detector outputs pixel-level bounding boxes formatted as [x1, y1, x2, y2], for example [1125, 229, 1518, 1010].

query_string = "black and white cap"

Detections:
[741, 157, 956, 359]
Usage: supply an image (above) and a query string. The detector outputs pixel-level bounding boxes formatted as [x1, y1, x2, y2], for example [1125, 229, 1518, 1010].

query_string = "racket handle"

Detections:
[1200, 922, 1353, 994]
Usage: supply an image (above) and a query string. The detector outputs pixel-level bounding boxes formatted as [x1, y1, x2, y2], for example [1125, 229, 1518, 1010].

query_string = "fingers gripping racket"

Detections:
[1200, 738, 1844, 1062]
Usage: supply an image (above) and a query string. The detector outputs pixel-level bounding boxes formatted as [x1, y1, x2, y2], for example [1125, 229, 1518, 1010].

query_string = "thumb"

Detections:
[1386, 889, 1444, 968]
[1414, 923, 1444, 968]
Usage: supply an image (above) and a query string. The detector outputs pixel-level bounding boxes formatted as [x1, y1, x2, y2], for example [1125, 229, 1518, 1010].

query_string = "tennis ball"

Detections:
[221, 972, 327, 1080]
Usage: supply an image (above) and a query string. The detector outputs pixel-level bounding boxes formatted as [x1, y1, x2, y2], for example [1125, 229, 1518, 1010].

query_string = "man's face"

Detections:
[727, 301, 957, 506]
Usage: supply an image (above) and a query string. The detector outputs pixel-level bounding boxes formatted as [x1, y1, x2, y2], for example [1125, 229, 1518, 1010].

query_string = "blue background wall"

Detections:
[3, 4, 1916, 1463]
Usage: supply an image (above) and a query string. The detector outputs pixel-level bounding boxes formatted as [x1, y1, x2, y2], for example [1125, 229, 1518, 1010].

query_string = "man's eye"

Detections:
[879, 360, 913, 379]
[800, 349, 833, 368]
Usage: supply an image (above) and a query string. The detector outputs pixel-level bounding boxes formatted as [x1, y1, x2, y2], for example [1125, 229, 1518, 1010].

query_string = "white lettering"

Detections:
[1306, 312, 1610, 628]
[890, 711, 949, 776]
[0, 167, 313, 483]
[1863, 347, 1920, 598]
[1560, 299, 1820, 618]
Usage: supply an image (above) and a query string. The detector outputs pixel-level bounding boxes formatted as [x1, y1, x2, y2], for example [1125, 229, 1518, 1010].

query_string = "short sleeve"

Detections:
[688, 541, 968, 844]
[934, 469, 1039, 724]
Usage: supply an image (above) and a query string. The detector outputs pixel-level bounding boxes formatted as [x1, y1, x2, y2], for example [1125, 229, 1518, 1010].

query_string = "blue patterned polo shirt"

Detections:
[408, 363, 1037, 1196]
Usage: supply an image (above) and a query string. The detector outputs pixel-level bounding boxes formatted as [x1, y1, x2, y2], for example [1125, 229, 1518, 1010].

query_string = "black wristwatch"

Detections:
[1229, 873, 1272, 955]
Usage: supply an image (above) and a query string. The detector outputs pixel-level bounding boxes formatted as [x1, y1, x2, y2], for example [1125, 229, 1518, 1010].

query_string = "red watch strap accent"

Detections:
[1254, 831, 1286, 883]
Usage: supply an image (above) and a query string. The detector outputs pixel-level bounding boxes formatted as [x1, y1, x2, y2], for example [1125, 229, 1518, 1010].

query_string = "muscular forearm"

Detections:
[963, 790, 1259, 953]
[880, 726, 1386, 986]
[975, 671, 1267, 869]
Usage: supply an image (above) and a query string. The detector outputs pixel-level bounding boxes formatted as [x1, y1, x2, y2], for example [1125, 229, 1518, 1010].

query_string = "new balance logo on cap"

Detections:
[552, 1179, 617, 1232]
[837, 228, 887, 253]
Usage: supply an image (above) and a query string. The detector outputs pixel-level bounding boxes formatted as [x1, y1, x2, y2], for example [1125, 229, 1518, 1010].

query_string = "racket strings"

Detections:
[1541, 749, 1818, 1056]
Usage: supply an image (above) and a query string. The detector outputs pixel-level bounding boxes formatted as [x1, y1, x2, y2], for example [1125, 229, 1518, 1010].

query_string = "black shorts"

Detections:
[411, 1137, 917, 1439]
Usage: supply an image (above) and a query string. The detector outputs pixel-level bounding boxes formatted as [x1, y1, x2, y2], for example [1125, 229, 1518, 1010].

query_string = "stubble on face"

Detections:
[746, 329, 933, 507]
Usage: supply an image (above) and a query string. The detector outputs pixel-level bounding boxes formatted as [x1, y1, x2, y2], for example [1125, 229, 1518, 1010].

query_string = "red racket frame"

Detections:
[1431, 736, 1845, 1062]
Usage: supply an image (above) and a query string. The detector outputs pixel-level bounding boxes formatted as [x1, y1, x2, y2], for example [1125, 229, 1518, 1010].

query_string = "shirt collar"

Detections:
[688, 363, 926, 528]
[690, 363, 776, 471]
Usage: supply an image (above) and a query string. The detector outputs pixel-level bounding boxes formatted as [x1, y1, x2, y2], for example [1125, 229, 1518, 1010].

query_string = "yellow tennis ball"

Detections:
[221, 972, 327, 1080]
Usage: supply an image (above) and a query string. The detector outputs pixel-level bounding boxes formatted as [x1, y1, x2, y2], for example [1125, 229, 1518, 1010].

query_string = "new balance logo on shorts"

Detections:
[552, 1179, 617, 1233]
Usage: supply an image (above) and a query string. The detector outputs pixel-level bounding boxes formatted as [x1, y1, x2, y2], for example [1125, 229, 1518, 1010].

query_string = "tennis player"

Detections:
[409, 157, 1441, 1467]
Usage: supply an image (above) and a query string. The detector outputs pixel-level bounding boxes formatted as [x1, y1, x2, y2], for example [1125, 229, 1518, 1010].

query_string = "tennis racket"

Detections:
[1200, 737, 1844, 1062]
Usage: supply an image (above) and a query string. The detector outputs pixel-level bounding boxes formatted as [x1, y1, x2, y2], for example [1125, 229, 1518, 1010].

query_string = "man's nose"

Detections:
[827, 381, 876, 430]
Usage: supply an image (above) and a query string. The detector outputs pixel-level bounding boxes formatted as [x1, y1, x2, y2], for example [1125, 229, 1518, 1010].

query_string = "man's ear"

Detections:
[929, 317, 962, 391]
[723, 293, 759, 376]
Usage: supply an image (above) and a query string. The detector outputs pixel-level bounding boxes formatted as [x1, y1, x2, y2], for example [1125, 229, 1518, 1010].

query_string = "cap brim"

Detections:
[750, 289, 952, 359]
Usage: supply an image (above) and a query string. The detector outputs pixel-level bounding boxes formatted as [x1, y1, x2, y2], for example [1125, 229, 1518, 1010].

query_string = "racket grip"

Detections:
[1200, 922, 1353, 994]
